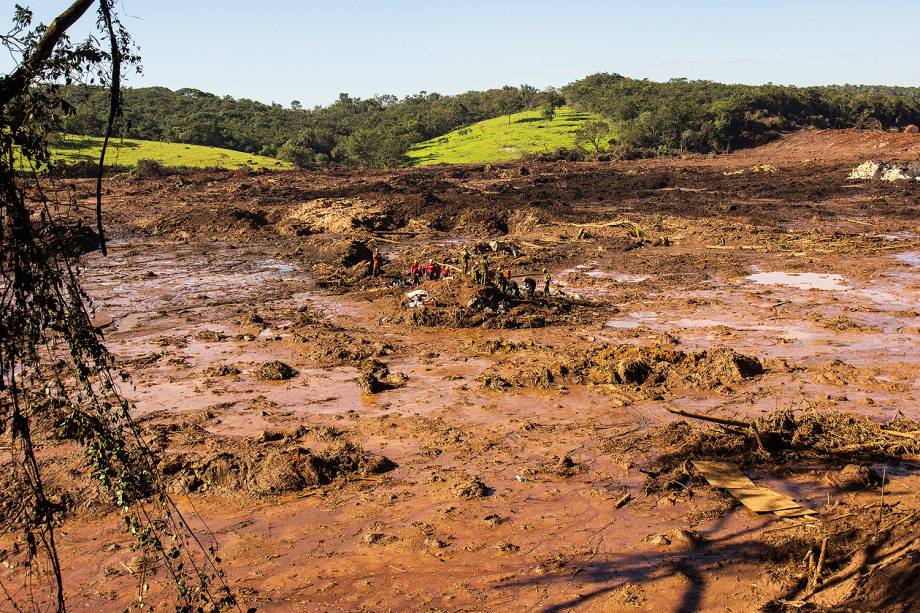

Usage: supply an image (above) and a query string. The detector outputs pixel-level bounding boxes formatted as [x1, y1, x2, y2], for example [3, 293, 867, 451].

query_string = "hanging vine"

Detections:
[1, 2, 234, 610]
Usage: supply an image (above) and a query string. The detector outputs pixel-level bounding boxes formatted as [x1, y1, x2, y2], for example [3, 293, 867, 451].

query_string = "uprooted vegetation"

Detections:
[607, 409, 920, 491]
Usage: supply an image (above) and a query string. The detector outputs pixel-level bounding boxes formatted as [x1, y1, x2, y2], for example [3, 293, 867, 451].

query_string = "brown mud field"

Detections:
[4, 129, 920, 611]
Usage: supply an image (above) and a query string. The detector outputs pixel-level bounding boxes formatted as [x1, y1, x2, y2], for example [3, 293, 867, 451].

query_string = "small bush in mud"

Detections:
[455, 476, 490, 499]
[133, 158, 165, 178]
[254, 360, 296, 381]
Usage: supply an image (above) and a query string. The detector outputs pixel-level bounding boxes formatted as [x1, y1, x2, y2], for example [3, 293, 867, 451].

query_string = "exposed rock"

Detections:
[849, 160, 920, 182]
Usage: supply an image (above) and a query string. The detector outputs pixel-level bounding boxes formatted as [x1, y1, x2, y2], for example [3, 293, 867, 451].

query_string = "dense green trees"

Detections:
[57, 74, 920, 167]
[562, 73, 920, 157]
[60, 84, 534, 167]
[575, 120, 610, 152]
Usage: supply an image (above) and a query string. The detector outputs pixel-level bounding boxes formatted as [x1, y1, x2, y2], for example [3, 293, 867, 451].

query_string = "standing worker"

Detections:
[478, 256, 489, 286]
[542, 268, 551, 296]
[461, 246, 471, 276]
[371, 248, 381, 277]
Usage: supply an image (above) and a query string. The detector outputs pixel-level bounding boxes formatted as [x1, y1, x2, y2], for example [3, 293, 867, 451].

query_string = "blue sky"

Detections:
[6, 0, 920, 106]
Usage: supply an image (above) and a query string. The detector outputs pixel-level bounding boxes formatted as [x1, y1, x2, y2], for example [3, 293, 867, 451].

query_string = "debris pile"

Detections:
[162, 440, 397, 496]
[848, 160, 920, 181]
[403, 292, 590, 329]
[579, 344, 763, 391]
[609, 409, 919, 483]
[254, 360, 297, 380]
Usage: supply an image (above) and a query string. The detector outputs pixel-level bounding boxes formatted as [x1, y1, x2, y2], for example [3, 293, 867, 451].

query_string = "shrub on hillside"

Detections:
[133, 159, 165, 178]
[278, 139, 316, 168]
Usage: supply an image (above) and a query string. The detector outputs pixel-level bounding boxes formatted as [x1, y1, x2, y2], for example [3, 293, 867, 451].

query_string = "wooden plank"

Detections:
[730, 487, 802, 514]
[692, 460, 756, 489]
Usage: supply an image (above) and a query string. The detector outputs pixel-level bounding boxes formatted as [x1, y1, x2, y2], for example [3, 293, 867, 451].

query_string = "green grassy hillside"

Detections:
[406, 107, 610, 166]
[32, 135, 291, 170]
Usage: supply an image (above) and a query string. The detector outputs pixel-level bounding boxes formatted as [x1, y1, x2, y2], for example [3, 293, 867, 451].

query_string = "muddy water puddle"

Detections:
[87, 241, 920, 432]
[746, 271, 848, 291]
[895, 251, 920, 268]
[85, 242, 309, 333]
[590, 264, 920, 368]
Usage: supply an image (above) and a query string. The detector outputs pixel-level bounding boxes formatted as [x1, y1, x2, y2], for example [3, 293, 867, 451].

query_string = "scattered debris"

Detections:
[848, 160, 920, 181]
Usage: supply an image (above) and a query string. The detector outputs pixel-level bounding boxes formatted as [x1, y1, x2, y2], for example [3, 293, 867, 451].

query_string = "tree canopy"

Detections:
[562, 73, 920, 158]
[56, 73, 920, 167]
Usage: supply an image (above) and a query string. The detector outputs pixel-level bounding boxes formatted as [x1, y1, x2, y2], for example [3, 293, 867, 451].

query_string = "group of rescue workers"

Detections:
[373, 243, 552, 299]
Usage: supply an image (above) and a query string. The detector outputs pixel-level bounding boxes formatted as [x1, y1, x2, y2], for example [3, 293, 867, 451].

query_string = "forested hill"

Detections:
[60, 84, 551, 167]
[561, 74, 920, 158]
[60, 75, 920, 168]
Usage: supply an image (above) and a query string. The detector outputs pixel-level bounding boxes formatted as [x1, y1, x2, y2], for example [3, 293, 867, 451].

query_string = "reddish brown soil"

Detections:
[3, 129, 920, 611]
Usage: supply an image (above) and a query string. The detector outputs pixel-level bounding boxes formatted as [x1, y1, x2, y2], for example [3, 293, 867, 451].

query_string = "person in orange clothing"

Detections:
[371, 248, 381, 277]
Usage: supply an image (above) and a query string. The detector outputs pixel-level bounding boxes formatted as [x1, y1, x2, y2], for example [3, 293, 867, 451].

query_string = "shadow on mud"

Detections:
[503, 512, 919, 612]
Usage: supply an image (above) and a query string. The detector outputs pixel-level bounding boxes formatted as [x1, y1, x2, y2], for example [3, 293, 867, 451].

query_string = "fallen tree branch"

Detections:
[666, 406, 751, 429]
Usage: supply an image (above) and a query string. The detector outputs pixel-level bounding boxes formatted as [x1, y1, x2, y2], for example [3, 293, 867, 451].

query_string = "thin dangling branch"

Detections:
[94, 0, 122, 257]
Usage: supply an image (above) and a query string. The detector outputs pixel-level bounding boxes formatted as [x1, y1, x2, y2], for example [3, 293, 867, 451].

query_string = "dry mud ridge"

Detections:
[4, 128, 920, 611]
